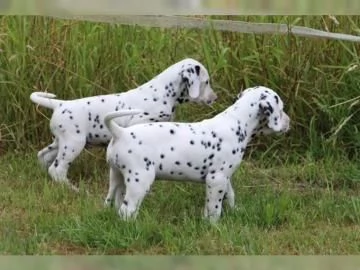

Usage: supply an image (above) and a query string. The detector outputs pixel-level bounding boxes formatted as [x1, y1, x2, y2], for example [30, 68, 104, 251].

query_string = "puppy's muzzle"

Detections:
[206, 92, 218, 105]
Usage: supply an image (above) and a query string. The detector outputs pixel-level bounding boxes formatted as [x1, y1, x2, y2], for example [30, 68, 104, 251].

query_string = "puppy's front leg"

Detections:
[204, 173, 227, 224]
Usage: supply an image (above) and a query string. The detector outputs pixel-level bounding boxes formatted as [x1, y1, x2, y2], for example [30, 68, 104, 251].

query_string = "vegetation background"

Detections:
[0, 15, 359, 254]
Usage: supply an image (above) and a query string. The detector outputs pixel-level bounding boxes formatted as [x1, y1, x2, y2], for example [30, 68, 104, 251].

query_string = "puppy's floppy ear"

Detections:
[259, 98, 282, 132]
[182, 67, 201, 99]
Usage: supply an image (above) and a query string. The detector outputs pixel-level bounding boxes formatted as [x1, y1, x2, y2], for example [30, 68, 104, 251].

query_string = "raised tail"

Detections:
[104, 110, 144, 140]
[30, 92, 63, 110]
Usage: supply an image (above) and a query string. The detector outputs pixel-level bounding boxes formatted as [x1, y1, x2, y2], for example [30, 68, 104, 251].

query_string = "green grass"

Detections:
[1, 15, 360, 159]
[1, 151, 360, 255]
[1, 15, 360, 255]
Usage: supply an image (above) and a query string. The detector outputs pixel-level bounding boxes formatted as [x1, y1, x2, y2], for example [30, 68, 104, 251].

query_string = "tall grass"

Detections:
[1, 15, 360, 161]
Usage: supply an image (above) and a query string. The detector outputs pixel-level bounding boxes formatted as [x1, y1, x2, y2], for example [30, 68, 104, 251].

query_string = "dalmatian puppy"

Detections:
[30, 58, 217, 189]
[103, 86, 290, 223]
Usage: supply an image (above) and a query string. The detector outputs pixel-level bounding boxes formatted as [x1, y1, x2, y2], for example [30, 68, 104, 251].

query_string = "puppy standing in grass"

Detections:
[104, 86, 290, 223]
[30, 58, 217, 190]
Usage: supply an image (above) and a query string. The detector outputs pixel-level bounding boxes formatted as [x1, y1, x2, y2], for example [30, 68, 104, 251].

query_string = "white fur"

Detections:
[104, 86, 290, 223]
[30, 58, 217, 190]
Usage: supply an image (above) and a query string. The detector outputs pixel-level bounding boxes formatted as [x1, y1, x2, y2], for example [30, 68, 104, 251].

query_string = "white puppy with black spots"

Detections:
[30, 58, 217, 189]
[103, 86, 290, 223]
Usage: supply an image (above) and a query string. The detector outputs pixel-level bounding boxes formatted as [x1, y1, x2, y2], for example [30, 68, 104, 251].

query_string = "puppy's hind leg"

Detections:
[118, 169, 155, 221]
[48, 134, 86, 191]
[104, 166, 125, 209]
[37, 139, 59, 170]
[224, 178, 235, 209]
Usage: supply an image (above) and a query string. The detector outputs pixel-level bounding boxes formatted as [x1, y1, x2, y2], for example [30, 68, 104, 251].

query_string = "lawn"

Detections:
[1, 149, 359, 254]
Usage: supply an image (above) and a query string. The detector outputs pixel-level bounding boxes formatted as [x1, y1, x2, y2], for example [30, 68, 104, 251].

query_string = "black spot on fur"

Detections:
[274, 95, 279, 104]
[194, 65, 200, 76]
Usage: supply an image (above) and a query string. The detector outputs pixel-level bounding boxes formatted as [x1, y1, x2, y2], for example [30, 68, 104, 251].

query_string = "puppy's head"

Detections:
[257, 88, 290, 134]
[178, 59, 217, 105]
[239, 86, 289, 136]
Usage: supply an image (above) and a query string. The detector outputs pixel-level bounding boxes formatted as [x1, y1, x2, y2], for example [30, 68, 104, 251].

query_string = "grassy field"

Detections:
[1, 15, 360, 254]
[1, 151, 360, 254]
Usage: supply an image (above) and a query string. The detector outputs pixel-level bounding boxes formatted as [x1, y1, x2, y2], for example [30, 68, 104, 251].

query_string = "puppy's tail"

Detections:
[30, 92, 63, 110]
[104, 110, 144, 140]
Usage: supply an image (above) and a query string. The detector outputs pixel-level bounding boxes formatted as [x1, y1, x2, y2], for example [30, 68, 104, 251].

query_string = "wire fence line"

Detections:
[49, 15, 360, 42]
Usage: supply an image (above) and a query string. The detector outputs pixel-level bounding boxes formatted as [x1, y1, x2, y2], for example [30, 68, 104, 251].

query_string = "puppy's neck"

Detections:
[220, 99, 263, 139]
[155, 71, 190, 103]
